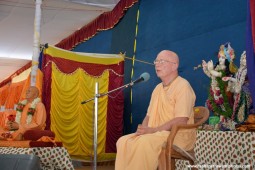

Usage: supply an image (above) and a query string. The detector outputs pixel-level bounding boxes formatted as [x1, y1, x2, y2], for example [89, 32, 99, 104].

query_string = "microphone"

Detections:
[132, 72, 150, 85]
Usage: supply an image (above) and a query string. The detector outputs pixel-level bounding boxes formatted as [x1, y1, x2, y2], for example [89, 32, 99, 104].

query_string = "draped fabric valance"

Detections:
[55, 0, 138, 50]
[42, 45, 124, 160]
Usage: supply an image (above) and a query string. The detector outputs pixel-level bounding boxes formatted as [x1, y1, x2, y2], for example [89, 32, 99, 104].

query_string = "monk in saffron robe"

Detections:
[115, 50, 196, 170]
[0, 86, 46, 140]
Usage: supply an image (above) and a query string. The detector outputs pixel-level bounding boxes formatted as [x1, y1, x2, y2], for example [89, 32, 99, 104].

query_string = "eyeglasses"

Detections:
[153, 59, 176, 65]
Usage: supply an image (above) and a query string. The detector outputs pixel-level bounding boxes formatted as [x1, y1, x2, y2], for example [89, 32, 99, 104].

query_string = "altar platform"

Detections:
[176, 130, 254, 169]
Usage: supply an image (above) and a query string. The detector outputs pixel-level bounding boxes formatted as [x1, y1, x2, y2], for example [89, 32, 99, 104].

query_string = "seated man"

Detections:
[115, 50, 196, 170]
[0, 86, 46, 140]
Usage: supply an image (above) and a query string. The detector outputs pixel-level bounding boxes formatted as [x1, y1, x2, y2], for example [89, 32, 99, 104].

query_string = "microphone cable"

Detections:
[123, 56, 154, 66]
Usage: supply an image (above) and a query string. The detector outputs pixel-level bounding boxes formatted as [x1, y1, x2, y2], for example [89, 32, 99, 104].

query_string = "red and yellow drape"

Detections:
[42, 45, 124, 160]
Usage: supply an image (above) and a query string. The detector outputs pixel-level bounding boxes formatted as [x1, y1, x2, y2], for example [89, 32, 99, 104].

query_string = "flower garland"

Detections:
[206, 71, 233, 118]
[15, 97, 41, 124]
[233, 88, 250, 123]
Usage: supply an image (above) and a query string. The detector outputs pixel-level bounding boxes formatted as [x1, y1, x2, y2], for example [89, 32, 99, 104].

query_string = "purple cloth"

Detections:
[246, 0, 255, 110]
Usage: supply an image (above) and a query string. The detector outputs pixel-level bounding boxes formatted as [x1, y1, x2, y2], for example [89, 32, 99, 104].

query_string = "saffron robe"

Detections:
[115, 76, 196, 170]
[0, 102, 46, 140]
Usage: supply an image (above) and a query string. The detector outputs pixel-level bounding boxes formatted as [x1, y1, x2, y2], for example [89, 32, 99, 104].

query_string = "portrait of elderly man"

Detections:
[0, 86, 46, 141]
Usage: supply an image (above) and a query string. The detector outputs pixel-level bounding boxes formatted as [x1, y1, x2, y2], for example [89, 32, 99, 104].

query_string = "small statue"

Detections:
[202, 43, 235, 118]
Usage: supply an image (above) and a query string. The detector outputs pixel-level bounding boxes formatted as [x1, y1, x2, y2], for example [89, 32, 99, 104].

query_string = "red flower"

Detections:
[214, 87, 221, 96]
[210, 88, 214, 96]
[16, 103, 25, 112]
[7, 115, 16, 122]
[1, 132, 12, 138]
[215, 97, 224, 105]
[215, 89, 221, 96]
[27, 108, 36, 115]
[206, 100, 213, 111]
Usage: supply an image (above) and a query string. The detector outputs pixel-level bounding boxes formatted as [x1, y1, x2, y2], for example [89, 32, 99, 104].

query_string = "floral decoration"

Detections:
[15, 97, 41, 124]
[16, 102, 26, 112]
[27, 108, 36, 116]
[207, 71, 233, 118]
[7, 114, 16, 122]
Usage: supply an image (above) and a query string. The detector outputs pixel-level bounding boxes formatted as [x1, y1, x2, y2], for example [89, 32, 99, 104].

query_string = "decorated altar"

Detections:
[200, 43, 254, 131]
[186, 43, 255, 169]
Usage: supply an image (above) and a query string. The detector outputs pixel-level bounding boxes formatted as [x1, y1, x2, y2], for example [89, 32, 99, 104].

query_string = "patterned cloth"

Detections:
[175, 131, 255, 170]
[0, 147, 74, 170]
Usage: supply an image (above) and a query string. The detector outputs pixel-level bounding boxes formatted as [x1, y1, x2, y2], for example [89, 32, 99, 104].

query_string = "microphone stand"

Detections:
[81, 81, 135, 104]
[93, 82, 98, 170]
[81, 80, 136, 170]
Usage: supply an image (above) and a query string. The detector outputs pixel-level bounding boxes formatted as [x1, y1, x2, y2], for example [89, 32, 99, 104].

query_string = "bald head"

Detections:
[26, 86, 39, 101]
[157, 50, 179, 67]
[154, 50, 179, 82]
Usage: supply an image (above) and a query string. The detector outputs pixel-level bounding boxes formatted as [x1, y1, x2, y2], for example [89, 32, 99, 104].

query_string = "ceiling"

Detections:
[0, 0, 120, 83]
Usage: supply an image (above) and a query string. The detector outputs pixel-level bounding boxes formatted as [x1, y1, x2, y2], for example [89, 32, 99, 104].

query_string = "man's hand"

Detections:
[202, 60, 207, 68]
[207, 60, 214, 71]
[136, 124, 156, 135]
[6, 121, 19, 130]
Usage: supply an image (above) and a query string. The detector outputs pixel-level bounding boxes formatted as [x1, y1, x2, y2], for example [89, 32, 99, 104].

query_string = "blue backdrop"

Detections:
[73, 0, 247, 133]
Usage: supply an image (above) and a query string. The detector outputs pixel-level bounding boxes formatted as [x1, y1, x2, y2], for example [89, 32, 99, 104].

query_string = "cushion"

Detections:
[23, 130, 55, 141]
[29, 141, 63, 147]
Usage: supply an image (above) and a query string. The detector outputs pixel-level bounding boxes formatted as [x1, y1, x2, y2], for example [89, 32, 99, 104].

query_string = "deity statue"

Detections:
[202, 43, 235, 119]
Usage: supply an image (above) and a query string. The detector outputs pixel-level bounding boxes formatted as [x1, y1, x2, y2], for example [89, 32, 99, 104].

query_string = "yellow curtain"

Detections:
[50, 63, 112, 160]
